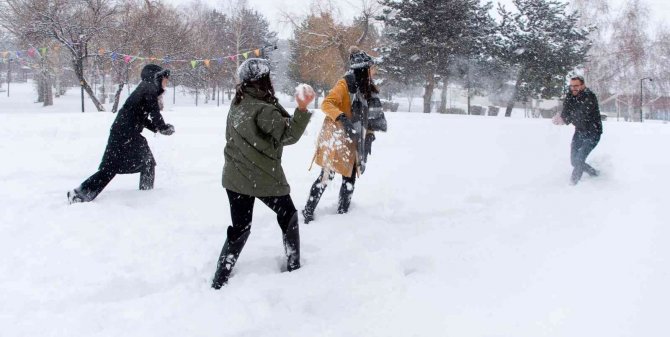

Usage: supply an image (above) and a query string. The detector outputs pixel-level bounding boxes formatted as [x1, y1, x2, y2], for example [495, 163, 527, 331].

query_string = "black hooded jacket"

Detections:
[560, 88, 603, 134]
[99, 64, 170, 173]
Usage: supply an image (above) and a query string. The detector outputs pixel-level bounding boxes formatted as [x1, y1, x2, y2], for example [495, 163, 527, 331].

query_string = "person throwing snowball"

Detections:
[212, 58, 315, 288]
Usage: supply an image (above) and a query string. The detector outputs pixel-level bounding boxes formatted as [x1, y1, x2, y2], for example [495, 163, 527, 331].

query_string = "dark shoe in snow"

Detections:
[67, 189, 84, 204]
[212, 230, 250, 289]
[283, 213, 301, 272]
[584, 165, 599, 177]
[302, 209, 314, 224]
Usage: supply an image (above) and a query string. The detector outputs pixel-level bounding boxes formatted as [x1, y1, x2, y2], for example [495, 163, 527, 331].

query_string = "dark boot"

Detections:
[283, 213, 300, 272]
[303, 175, 329, 224]
[583, 164, 599, 177]
[570, 167, 583, 185]
[67, 188, 85, 204]
[212, 230, 250, 289]
[337, 181, 355, 214]
[139, 165, 155, 190]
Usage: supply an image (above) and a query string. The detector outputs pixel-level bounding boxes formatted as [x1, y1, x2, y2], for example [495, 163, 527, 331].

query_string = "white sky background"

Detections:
[169, 0, 670, 39]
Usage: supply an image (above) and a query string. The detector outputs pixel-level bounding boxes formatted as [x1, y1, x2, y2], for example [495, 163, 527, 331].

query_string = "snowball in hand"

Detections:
[552, 114, 565, 125]
[295, 84, 315, 102]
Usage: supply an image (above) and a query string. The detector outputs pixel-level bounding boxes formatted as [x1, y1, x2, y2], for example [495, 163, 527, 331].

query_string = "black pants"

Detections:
[305, 167, 357, 215]
[570, 131, 600, 182]
[225, 189, 297, 242]
[77, 165, 155, 201]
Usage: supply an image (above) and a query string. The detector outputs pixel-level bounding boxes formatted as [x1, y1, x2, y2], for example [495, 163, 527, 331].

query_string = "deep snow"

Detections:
[1, 82, 669, 337]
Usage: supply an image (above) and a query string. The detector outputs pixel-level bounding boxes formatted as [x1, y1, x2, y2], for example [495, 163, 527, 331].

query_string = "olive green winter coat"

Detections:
[222, 86, 312, 197]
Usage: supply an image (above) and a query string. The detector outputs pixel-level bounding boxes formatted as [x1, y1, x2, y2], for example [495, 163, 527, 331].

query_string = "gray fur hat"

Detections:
[349, 46, 375, 69]
[237, 58, 271, 83]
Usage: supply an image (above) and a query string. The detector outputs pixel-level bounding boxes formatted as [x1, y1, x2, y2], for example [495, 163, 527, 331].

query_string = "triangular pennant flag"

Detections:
[27, 48, 36, 57]
[150, 57, 157, 61]
[123, 55, 132, 63]
[98, 48, 105, 55]
[39, 48, 47, 57]
[228, 55, 237, 61]
[53, 45, 61, 52]
[2, 51, 9, 58]
[137, 57, 145, 61]
[254, 49, 261, 57]
[16, 51, 22, 58]
[204, 59, 211, 68]
[217, 58, 224, 65]
[243, 52, 249, 59]
[111, 52, 118, 61]
[190, 60, 198, 68]
[163, 56, 171, 64]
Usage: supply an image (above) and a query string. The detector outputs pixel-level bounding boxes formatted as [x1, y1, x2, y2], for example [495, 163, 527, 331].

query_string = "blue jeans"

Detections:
[570, 131, 601, 183]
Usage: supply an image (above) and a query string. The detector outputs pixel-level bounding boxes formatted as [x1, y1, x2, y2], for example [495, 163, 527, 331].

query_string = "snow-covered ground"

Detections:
[1, 82, 669, 337]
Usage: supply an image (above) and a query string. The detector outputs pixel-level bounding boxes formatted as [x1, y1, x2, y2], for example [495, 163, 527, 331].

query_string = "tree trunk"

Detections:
[112, 83, 125, 113]
[439, 78, 448, 113]
[43, 71, 53, 107]
[505, 74, 524, 117]
[423, 74, 435, 113]
[37, 78, 45, 103]
[100, 74, 107, 104]
[74, 59, 105, 111]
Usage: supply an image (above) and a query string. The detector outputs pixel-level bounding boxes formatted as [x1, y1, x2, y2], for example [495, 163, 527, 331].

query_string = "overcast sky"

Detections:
[171, 0, 670, 39]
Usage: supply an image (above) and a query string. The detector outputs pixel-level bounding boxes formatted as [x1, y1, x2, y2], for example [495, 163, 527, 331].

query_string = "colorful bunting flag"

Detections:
[0, 45, 270, 69]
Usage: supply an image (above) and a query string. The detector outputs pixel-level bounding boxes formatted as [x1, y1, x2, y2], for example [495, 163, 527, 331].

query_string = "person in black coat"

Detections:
[67, 64, 175, 204]
[554, 75, 603, 185]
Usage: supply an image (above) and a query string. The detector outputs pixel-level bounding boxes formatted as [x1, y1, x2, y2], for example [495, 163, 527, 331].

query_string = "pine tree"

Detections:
[378, 0, 497, 113]
[498, 0, 592, 117]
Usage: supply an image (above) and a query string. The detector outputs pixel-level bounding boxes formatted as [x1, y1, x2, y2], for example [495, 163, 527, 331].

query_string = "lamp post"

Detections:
[640, 77, 653, 122]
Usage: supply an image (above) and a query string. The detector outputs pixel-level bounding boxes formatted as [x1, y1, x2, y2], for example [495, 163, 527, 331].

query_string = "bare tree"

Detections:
[0, 0, 119, 111]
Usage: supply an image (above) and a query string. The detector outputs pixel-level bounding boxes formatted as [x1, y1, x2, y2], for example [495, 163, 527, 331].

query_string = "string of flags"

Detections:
[0, 45, 275, 69]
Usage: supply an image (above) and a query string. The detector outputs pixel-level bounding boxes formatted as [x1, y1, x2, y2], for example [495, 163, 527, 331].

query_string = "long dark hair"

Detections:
[353, 67, 379, 100]
[233, 74, 277, 105]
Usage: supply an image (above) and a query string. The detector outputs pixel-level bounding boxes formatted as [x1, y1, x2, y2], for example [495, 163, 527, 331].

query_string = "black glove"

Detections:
[159, 124, 175, 136]
[336, 114, 356, 139]
[365, 133, 375, 155]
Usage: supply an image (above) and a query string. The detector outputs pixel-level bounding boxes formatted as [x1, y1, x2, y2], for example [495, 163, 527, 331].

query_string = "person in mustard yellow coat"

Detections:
[302, 47, 380, 224]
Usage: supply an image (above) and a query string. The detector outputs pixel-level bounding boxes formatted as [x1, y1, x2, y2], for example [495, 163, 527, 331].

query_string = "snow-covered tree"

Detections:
[378, 0, 497, 113]
[497, 0, 592, 117]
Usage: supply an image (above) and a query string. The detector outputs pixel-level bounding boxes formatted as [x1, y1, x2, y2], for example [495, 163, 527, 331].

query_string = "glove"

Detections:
[159, 124, 175, 135]
[365, 133, 375, 155]
[336, 114, 356, 139]
[552, 114, 565, 125]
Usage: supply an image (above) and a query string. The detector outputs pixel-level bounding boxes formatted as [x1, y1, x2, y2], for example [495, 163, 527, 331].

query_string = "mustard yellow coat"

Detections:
[311, 79, 358, 178]
[313, 78, 380, 179]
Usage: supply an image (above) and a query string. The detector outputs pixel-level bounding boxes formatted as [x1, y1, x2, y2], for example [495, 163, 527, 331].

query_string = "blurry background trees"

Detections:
[0, 0, 668, 119]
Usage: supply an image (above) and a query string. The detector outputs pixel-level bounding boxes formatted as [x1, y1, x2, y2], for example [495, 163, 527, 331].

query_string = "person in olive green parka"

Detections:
[212, 58, 315, 289]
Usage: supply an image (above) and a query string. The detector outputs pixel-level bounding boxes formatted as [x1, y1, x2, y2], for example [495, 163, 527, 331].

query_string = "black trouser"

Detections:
[305, 167, 357, 215]
[212, 190, 299, 288]
[225, 189, 298, 241]
[77, 165, 155, 201]
[570, 131, 600, 182]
